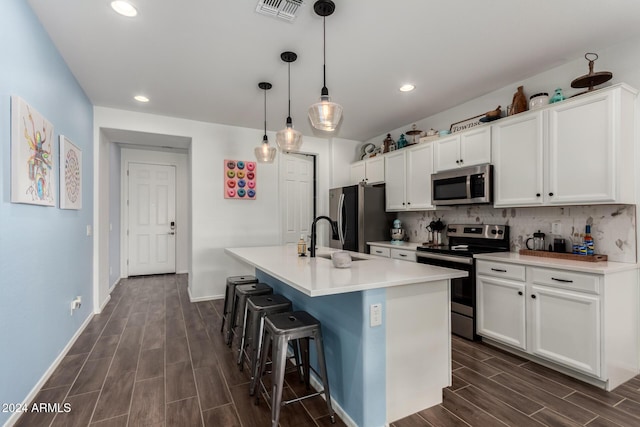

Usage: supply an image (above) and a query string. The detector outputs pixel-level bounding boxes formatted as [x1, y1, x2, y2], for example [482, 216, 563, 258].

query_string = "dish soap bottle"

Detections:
[297, 235, 307, 257]
[583, 225, 594, 256]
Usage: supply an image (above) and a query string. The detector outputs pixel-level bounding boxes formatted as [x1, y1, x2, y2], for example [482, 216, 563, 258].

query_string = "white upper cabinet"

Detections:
[385, 143, 434, 211]
[434, 126, 491, 172]
[350, 156, 385, 185]
[492, 84, 637, 207]
[492, 112, 545, 207]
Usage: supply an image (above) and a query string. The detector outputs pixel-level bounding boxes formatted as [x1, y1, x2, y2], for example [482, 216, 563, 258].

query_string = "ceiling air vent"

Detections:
[256, 0, 303, 22]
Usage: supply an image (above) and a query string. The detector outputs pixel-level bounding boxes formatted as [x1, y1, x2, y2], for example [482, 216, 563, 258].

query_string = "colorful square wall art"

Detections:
[59, 135, 82, 210]
[224, 159, 256, 199]
[11, 96, 56, 206]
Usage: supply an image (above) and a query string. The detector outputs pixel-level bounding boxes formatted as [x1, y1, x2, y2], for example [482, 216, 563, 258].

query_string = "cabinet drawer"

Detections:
[391, 249, 416, 262]
[369, 246, 390, 257]
[531, 267, 600, 295]
[477, 260, 526, 281]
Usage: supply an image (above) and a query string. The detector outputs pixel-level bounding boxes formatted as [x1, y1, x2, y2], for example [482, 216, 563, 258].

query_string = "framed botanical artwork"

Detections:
[11, 96, 56, 206]
[59, 135, 82, 210]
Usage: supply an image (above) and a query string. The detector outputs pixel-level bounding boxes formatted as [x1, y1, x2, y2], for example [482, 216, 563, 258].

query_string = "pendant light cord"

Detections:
[263, 88, 267, 139]
[287, 61, 292, 119]
[322, 16, 328, 95]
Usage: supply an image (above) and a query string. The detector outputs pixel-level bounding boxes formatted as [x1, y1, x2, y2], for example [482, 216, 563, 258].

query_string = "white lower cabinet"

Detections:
[369, 245, 390, 257]
[476, 259, 638, 389]
[529, 284, 601, 376]
[477, 275, 526, 350]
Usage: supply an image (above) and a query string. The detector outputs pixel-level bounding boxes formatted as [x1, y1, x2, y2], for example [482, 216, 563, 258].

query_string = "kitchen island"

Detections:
[225, 245, 467, 427]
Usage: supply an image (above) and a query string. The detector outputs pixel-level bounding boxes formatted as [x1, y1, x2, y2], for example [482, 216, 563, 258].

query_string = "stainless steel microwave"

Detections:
[431, 164, 492, 206]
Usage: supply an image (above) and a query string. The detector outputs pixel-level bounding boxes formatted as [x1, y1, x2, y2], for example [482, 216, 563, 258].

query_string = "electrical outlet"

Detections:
[551, 222, 562, 235]
[370, 303, 382, 327]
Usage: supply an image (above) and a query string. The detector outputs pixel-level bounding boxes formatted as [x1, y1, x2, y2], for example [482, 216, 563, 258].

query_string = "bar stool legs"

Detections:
[255, 311, 335, 427]
[227, 283, 272, 347]
[221, 276, 258, 341]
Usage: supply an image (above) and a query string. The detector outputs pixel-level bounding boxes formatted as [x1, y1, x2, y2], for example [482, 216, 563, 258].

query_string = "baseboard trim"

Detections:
[96, 294, 111, 314]
[187, 288, 224, 303]
[3, 313, 94, 427]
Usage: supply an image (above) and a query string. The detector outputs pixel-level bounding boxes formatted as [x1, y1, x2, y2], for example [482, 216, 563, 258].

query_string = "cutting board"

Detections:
[519, 249, 607, 262]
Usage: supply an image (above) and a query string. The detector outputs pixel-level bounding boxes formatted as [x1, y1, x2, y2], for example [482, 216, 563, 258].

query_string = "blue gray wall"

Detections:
[0, 1, 94, 424]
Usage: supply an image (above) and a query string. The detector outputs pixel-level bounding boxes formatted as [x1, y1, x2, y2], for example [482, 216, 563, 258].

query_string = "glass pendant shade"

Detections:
[276, 123, 302, 152]
[255, 136, 276, 163]
[308, 95, 343, 132]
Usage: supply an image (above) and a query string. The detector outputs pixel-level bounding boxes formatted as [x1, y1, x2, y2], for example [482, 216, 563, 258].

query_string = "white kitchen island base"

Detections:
[226, 246, 465, 427]
[386, 281, 451, 423]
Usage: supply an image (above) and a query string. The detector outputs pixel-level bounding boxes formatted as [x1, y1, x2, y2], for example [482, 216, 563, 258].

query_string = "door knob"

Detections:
[168, 231, 175, 235]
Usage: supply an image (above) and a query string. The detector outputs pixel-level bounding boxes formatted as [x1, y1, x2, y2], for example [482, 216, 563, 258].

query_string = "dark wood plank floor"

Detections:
[393, 336, 640, 427]
[15, 273, 640, 426]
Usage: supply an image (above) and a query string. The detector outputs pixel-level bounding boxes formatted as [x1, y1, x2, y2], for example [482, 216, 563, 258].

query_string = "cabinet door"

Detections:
[406, 143, 434, 210]
[529, 284, 601, 377]
[459, 126, 491, 167]
[434, 135, 460, 171]
[547, 91, 615, 204]
[492, 112, 545, 207]
[390, 248, 416, 262]
[384, 151, 407, 211]
[366, 156, 385, 184]
[350, 161, 366, 185]
[477, 275, 526, 350]
[369, 245, 390, 257]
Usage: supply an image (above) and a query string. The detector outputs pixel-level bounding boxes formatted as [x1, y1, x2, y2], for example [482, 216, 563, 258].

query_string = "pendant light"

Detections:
[255, 82, 277, 163]
[275, 51, 303, 152]
[308, 0, 343, 132]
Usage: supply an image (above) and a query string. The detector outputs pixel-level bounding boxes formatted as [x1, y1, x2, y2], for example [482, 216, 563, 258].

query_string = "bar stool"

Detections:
[236, 295, 292, 391]
[256, 311, 335, 427]
[221, 275, 258, 343]
[227, 282, 273, 347]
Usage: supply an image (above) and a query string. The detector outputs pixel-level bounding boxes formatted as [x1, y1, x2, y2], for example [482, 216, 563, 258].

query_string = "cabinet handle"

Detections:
[518, 291, 523, 296]
[531, 294, 537, 299]
[551, 277, 574, 283]
[375, 250, 383, 254]
[490, 268, 507, 272]
[549, 192, 554, 196]
[407, 202, 411, 205]
[399, 253, 407, 257]
[536, 193, 541, 197]
[460, 159, 464, 164]
[456, 160, 460, 164]
[402, 202, 405, 205]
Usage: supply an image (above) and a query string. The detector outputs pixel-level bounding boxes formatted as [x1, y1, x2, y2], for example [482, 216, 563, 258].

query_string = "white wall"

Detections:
[94, 107, 360, 301]
[331, 137, 363, 188]
[121, 148, 190, 274]
[365, 35, 640, 146]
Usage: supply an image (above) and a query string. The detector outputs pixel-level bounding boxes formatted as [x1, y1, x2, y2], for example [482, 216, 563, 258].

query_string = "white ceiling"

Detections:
[27, 0, 640, 142]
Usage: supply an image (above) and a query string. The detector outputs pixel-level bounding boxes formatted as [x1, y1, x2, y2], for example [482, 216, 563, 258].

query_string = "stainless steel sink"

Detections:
[316, 253, 368, 261]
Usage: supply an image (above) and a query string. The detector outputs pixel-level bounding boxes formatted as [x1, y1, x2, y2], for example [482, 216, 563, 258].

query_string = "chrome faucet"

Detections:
[309, 216, 339, 258]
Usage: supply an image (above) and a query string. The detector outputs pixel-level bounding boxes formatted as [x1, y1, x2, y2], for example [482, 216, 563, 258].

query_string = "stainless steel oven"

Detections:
[416, 224, 510, 340]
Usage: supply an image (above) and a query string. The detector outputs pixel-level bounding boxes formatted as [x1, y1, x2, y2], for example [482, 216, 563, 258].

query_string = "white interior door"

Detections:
[128, 162, 176, 275]
[281, 153, 314, 245]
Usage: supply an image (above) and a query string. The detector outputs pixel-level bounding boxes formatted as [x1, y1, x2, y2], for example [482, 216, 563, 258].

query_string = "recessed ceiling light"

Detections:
[399, 84, 415, 92]
[111, 1, 138, 17]
[134, 95, 149, 103]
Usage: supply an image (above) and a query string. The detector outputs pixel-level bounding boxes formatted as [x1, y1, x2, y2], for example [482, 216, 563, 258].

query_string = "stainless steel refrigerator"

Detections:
[329, 184, 391, 253]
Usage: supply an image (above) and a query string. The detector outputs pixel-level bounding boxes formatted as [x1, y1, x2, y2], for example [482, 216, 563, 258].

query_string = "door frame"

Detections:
[279, 151, 318, 245]
[121, 149, 187, 278]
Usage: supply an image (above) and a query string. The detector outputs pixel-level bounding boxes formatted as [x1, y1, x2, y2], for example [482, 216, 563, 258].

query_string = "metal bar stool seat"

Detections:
[221, 275, 258, 343]
[256, 311, 335, 427]
[227, 282, 273, 347]
[237, 295, 293, 394]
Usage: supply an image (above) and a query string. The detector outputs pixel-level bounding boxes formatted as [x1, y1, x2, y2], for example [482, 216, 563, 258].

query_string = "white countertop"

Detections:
[474, 252, 639, 274]
[225, 245, 467, 297]
[367, 241, 423, 251]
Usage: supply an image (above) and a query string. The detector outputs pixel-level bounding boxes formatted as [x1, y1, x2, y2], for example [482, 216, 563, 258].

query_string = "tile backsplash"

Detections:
[397, 205, 637, 263]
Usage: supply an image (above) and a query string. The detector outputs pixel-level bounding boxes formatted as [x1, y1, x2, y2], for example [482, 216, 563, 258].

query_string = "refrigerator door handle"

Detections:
[338, 193, 345, 245]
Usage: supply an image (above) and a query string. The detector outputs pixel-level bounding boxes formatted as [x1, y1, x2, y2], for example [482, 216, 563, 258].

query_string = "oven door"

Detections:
[416, 252, 478, 340]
